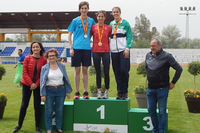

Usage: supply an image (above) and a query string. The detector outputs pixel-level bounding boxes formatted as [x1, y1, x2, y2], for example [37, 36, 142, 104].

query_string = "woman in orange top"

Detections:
[91, 10, 112, 99]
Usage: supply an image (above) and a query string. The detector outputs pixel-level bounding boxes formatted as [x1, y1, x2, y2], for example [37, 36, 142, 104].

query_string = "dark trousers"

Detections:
[18, 84, 41, 127]
[111, 51, 130, 94]
[93, 52, 110, 89]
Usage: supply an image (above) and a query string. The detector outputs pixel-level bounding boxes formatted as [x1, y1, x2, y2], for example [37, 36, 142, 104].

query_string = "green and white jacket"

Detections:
[109, 18, 133, 53]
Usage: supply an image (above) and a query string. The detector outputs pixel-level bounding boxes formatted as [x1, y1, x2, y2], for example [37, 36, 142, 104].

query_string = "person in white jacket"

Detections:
[110, 7, 133, 100]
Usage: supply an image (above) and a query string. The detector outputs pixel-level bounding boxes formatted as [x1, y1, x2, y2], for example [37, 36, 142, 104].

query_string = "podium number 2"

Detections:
[97, 105, 105, 119]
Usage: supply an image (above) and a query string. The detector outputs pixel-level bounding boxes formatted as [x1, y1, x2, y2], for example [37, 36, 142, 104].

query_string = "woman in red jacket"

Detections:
[91, 10, 112, 99]
[13, 42, 47, 133]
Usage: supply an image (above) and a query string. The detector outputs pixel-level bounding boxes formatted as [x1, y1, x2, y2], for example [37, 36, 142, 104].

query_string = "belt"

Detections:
[47, 85, 63, 89]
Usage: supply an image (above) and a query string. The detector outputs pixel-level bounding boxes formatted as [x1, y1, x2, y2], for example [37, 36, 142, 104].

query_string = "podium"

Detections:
[40, 102, 74, 131]
[40, 97, 168, 133]
[128, 108, 168, 133]
[73, 97, 130, 133]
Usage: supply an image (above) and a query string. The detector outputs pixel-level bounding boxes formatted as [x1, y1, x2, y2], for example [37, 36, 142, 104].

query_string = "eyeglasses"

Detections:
[48, 55, 56, 58]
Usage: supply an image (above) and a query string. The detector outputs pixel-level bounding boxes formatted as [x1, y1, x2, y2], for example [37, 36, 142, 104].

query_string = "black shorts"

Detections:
[71, 49, 91, 67]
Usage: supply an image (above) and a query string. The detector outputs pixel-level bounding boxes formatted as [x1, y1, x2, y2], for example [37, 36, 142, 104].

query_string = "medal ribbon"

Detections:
[97, 24, 104, 43]
[112, 18, 122, 37]
[80, 16, 88, 35]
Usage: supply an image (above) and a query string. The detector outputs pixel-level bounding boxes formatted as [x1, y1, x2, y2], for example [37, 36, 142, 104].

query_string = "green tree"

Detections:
[133, 40, 149, 48]
[32, 34, 45, 42]
[45, 34, 57, 41]
[5, 37, 13, 41]
[161, 25, 181, 48]
[135, 62, 147, 93]
[15, 34, 28, 42]
[188, 61, 200, 93]
[188, 38, 200, 48]
[176, 38, 188, 48]
[0, 65, 6, 80]
[14, 33, 57, 42]
[132, 14, 157, 42]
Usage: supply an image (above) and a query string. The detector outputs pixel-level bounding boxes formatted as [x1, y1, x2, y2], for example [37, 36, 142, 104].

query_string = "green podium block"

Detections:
[73, 97, 130, 133]
[128, 108, 168, 133]
[40, 101, 74, 131]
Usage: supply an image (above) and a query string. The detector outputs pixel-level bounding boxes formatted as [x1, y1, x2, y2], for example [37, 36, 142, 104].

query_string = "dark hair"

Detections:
[44, 48, 59, 58]
[29, 41, 45, 56]
[96, 10, 107, 17]
[79, 1, 89, 10]
[112, 7, 121, 13]
[18, 49, 23, 52]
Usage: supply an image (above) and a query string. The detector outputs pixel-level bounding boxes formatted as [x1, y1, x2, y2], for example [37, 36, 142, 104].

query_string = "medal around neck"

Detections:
[112, 18, 122, 40]
[98, 42, 102, 46]
[80, 16, 88, 39]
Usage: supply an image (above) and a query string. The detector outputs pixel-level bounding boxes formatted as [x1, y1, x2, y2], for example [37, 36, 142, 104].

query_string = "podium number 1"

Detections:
[97, 105, 105, 119]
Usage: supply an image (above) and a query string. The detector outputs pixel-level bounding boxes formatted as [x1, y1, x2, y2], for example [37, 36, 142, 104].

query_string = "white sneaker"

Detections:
[102, 91, 108, 99]
[97, 91, 102, 99]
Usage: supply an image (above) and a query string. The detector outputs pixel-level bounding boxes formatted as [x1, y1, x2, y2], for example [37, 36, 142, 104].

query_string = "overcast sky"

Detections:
[1, 0, 199, 39]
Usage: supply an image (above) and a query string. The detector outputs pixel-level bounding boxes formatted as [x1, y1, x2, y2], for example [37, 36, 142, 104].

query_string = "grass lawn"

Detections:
[0, 64, 200, 133]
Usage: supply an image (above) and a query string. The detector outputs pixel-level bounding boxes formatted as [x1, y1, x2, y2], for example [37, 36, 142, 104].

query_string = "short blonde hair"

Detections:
[44, 48, 59, 58]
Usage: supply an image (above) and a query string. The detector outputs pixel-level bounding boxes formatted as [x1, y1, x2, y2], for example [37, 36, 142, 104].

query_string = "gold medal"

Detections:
[97, 24, 104, 46]
[113, 35, 116, 39]
[84, 34, 87, 38]
[98, 42, 102, 46]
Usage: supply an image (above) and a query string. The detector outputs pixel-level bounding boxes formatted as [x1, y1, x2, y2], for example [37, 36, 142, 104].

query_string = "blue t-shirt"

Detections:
[18, 54, 25, 64]
[68, 16, 95, 50]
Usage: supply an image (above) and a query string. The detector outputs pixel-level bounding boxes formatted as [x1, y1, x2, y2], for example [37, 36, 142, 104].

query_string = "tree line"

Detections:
[132, 14, 200, 49]
[6, 14, 200, 49]
[6, 34, 59, 42]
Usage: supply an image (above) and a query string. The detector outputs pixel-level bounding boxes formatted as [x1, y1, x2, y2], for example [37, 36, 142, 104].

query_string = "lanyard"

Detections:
[112, 18, 122, 38]
[97, 24, 104, 43]
[80, 16, 88, 38]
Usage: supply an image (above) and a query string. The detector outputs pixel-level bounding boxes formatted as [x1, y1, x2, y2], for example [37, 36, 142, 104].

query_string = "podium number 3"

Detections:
[143, 116, 153, 131]
[97, 105, 105, 119]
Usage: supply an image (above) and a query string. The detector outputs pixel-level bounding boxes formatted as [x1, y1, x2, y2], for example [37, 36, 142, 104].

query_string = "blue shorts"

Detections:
[71, 49, 91, 67]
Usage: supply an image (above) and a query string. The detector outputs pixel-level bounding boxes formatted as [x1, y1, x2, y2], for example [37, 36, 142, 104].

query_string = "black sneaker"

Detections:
[56, 129, 64, 133]
[13, 125, 22, 133]
[116, 93, 122, 100]
[36, 127, 41, 133]
[83, 91, 89, 99]
[122, 93, 128, 100]
[74, 91, 80, 99]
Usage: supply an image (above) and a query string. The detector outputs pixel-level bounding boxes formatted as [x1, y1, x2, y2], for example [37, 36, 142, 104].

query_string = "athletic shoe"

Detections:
[13, 125, 22, 133]
[83, 91, 89, 99]
[116, 93, 122, 100]
[74, 91, 80, 99]
[102, 91, 108, 99]
[122, 93, 128, 100]
[56, 129, 64, 133]
[97, 91, 102, 99]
